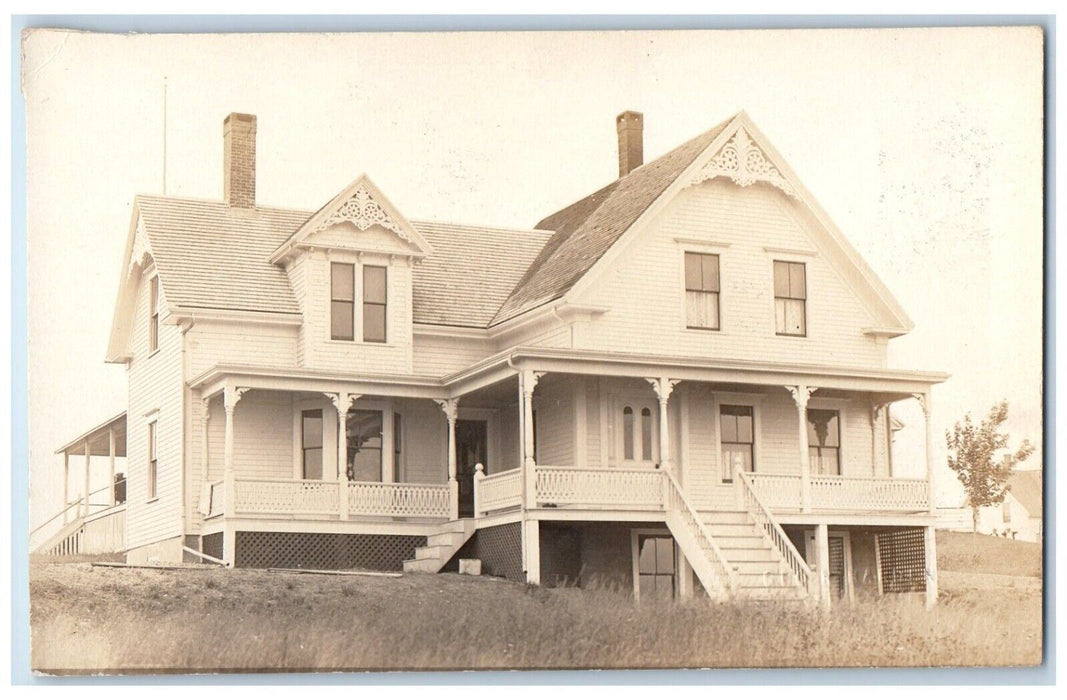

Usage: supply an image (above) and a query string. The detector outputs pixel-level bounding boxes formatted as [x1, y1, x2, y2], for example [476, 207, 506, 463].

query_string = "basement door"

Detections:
[456, 419, 488, 518]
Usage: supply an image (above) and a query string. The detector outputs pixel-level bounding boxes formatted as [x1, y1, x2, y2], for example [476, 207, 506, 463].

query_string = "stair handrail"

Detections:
[738, 470, 813, 595]
[662, 469, 738, 594]
[29, 482, 117, 538]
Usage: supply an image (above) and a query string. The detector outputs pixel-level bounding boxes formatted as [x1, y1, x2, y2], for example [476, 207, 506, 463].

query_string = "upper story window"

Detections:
[301, 409, 323, 480]
[684, 252, 720, 330]
[807, 408, 840, 475]
[148, 276, 159, 353]
[720, 405, 754, 483]
[147, 419, 158, 500]
[363, 265, 387, 343]
[774, 260, 807, 336]
[331, 263, 355, 341]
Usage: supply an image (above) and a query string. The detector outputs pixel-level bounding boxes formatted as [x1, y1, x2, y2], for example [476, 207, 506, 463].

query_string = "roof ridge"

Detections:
[135, 192, 315, 217]
[410, 218, 555, 236]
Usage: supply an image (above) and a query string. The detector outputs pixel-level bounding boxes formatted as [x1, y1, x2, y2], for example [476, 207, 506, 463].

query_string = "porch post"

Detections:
[815, 522, 831, 608]
[108, 427, 117, 507]
[329, 392, 357, 520]
[914, 392, 936, 515]
[83, 441, 91, 517]
[223, 385, 247, 518]
[62, 451, 69, 524]
[647, 377, 680, 472]
[521, 370, 543, 508]
[435, 398, 460, 520]
[787, 385, 817, 513]
[198, 397, 211, 514]
[924, 525, 939, 608]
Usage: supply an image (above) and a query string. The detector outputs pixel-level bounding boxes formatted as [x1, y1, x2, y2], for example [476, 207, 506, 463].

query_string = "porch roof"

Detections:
[189, 347, 949, 401]
[55, 411, 127, 457]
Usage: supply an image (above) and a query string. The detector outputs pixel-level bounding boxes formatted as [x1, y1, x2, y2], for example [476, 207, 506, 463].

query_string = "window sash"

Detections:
[686, 290, 720, 330]
[622, 407, 634, 461]
[346, 409, 383, 482]
[363, 265, 387, 343]
[775, 298, 806, 336]
[637, 536, 676, 600]
[330, 263, 355, 341]
[685, 252, 719, 292]
[301, 410, 323, 480]
[147, 421, 157, 499]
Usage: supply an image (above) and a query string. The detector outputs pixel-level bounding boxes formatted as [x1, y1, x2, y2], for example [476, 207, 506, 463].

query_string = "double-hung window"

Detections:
[301, 410, 323, 480]
[362, 265, 387, 343]
[147, 419, 158, 500]
[773, 260, 806, 336]
[684, 252, 720, 330]
[330, 263, 355, 341]
[148, 276, 159, 353]
[719, 405, 754, 482]
[807, 409, 840, 476]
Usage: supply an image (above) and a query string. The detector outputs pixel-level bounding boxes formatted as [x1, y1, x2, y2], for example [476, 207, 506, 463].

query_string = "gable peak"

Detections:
[690, 124, 797, 198]
[312, 180, 406, 240]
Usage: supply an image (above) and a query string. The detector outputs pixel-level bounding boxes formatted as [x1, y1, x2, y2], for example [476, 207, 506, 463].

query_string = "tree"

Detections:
[945, 400, 1034, 533]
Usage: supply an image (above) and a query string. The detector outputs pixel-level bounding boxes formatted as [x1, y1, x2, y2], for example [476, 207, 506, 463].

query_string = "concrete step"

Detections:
[402, 558, 439, 573]
[427, 531, 465, 548]
[415, 544, 449, 561]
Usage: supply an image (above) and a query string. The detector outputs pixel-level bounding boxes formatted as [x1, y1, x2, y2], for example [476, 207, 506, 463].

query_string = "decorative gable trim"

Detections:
[128, 215, 152, 276]
[270, 174, 433, 264]
[311, 185, 407, 240]
[689, 127, 797, 198]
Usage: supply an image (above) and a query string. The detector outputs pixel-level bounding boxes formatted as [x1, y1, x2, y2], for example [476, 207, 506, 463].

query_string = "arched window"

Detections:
[623, 406, 634, 461]
[641, 408, 653, 461]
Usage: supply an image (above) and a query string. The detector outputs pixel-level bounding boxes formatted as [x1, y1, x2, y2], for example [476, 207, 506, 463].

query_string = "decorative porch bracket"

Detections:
[435, 397, 460, 520]
[786, 384, 818, 513]
[327, 392, 359, 520]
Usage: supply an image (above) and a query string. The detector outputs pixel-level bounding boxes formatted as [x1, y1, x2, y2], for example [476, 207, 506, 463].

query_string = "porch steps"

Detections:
[403, 518, 477, 574]
[701, 510, 807, 601]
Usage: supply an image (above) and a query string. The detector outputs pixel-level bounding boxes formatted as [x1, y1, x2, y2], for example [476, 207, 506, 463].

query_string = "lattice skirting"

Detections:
[233, 532, 425, 570]
[877, 528, 927, 593]
[447, 522, 524, 581]
[202, 532, 224, 562]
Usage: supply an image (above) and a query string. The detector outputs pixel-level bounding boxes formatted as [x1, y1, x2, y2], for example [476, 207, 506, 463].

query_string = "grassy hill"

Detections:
[937, 530, 1042, 578]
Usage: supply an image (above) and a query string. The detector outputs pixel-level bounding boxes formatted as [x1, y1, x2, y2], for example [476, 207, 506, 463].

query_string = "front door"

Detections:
[456, 419, 488, 518]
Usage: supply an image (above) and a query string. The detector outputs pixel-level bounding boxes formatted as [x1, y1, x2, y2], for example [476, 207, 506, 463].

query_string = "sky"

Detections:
[22, 27, 1044, 530]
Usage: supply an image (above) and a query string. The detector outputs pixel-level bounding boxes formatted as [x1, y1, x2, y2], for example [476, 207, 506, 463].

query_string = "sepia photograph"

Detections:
[19, 23, 1045, 675]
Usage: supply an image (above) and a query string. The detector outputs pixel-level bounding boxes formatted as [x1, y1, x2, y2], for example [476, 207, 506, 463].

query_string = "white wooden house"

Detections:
[938, 470, 1043, 542]
[45, 110, 948, 606]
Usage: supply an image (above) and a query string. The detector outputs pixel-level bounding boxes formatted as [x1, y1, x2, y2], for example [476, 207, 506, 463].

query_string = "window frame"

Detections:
[300, 409, 325, 480]
[806, 407, 842, 476]
[330, 262, 356, 341]
[683, 251, 721, 331]
[616, 397, 659, 467]
[718, 404, 756, 483]
[773, 259, 808, 337]
[711, 391, 764, 485]
[630, 528, 677, 602]
[362, 264, 387, 343]
[345, 408, 384, 482]
[146, 416, 158, 501]
[148, 275, 160, 354]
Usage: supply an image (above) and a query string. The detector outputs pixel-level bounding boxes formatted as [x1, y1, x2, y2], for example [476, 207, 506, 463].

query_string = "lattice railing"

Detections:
[348, 481, 451, 518]
[534, 466, 664, 509]
[738, 471, 813, 596]
[476, 468, 522, 515]
[747, 473, 928, 512]
[233, 478, 341, 516]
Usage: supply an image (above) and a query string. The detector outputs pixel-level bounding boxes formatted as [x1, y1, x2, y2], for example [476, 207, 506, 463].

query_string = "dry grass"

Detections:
[936, 530, 1042, 578]
[30, 545, 1042, 674]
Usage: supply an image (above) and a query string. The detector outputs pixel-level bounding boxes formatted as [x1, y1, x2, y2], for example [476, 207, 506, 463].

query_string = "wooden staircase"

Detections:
[701, 510, 807, 600]
[403, 518, 478, 573]
[33, 503, 127, 557]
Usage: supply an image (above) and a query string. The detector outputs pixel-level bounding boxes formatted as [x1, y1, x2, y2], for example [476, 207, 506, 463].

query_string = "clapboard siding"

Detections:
[574, 179, 885, 368]
[534, 379, 574, 466]
[413, 333, 494, 377]
[297, 249, 414, 374]
[187, 322, 299, 377]
[125, 268, 184, 551]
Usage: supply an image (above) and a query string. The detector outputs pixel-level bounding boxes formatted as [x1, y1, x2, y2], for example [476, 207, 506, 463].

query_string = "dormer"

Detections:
[271, 175, 433, 374]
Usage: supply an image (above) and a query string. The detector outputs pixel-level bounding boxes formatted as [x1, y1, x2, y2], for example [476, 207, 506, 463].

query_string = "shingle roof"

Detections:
[1007, 470, 1042, 516]
[490, 116, 734, 325]
[411, 221, 553, 327]
[137, 195, 310, 315]
[135, 195, 551, 327]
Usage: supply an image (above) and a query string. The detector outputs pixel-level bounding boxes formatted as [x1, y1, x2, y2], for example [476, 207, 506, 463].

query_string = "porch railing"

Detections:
[746, 473, 929, 512]
[737, 471, 813, 595]
[348, 481, 451, 518]
[233, 478, 340, 516]
[533, 466, 663, 509]
[475, 467, 522, 516]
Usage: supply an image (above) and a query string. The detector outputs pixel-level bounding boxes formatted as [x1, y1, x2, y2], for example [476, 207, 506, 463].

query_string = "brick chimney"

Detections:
[616, 110, 643, 177]
[223, 113, 257, 208]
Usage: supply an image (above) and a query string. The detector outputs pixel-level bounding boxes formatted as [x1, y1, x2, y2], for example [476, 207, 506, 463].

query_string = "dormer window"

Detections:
[148, 276, 159, 353]
[362, 265, 387, 343]
[773, 260, 806, 336]
[331, 262, 355, 341]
